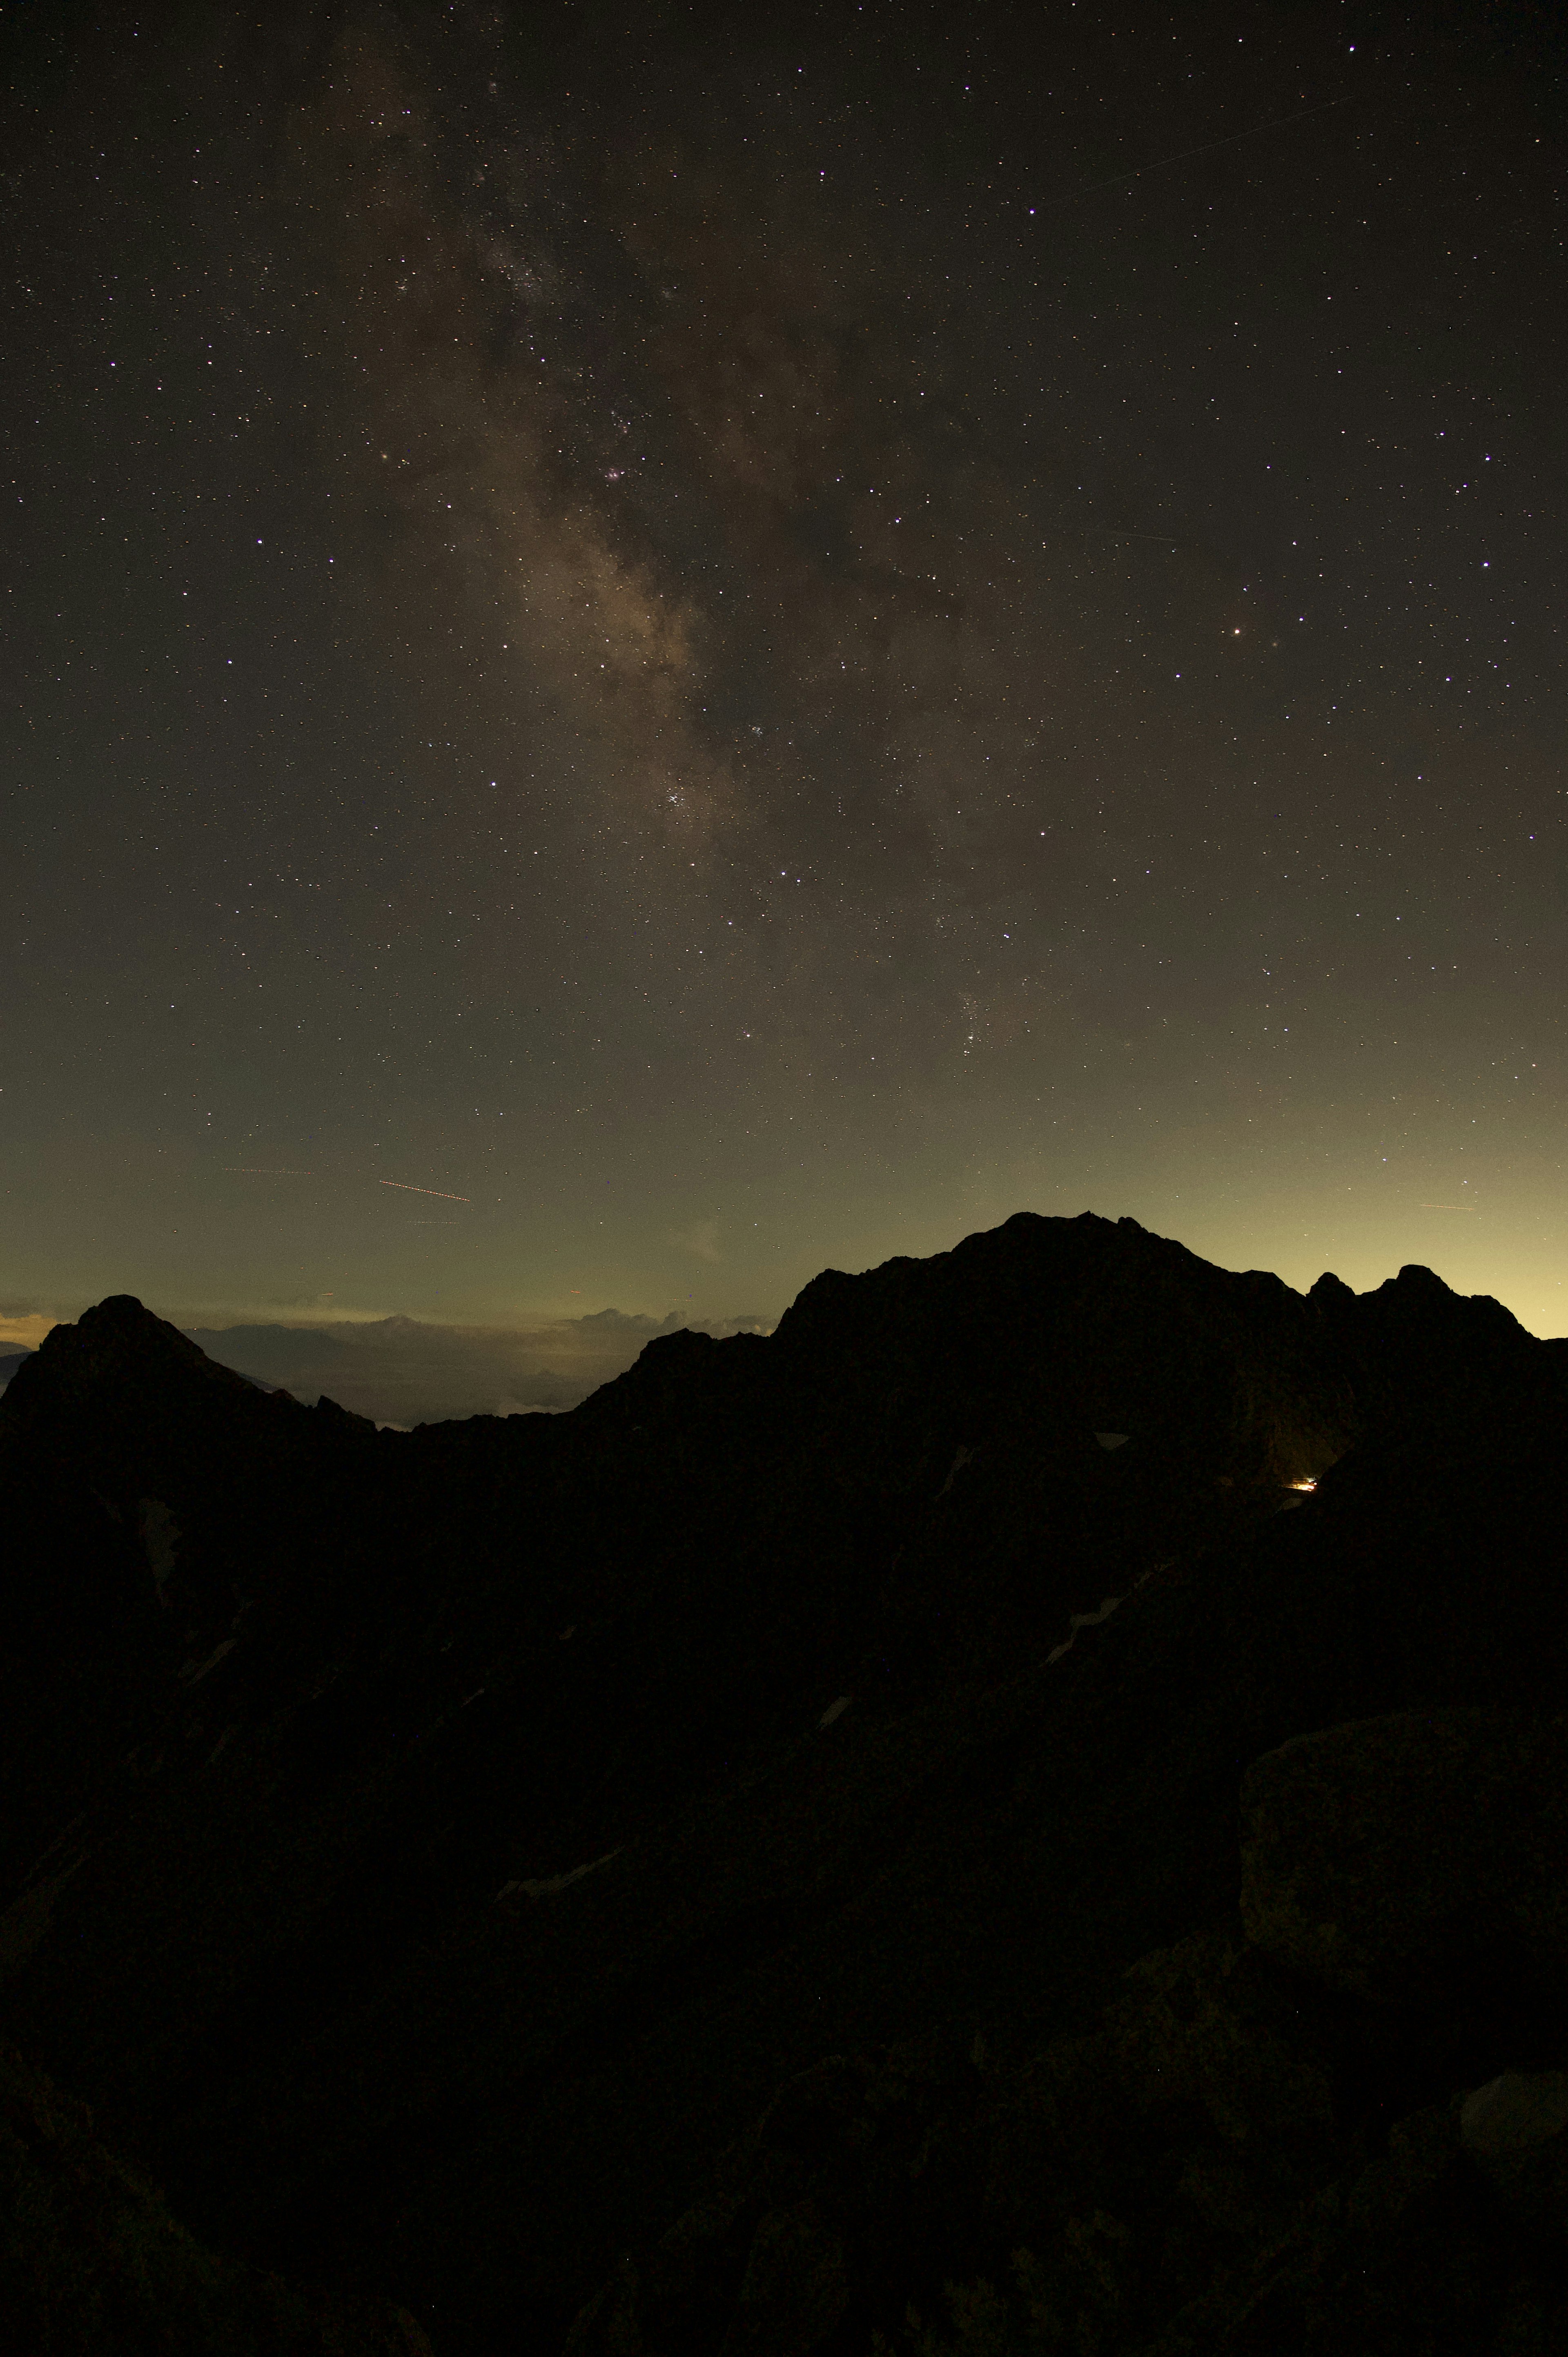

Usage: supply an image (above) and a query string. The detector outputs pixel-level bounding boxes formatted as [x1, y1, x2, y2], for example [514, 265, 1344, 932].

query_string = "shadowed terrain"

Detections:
[2, 1212, 1564, 2353]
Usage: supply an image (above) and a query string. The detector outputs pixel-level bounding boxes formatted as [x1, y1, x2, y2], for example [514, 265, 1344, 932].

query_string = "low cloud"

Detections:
[0, 1312, 60, 1351]
[181, 1307, 769, 1428]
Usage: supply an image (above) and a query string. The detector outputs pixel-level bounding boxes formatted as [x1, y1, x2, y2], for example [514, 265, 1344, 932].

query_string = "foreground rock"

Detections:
[0, 2040, 432, 2354]
[1240, 1708, 1568, 1994]
[568, 1733, 1568, 2355]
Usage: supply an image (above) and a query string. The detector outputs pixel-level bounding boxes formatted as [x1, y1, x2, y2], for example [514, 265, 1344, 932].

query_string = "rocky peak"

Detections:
[2, 1294, 268, 1433]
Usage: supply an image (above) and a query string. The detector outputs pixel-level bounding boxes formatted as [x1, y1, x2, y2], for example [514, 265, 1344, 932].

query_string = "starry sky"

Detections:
[4, 0, 1565, 1351]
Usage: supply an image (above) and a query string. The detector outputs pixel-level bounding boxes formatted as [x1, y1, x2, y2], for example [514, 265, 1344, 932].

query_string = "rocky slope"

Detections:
[0, 1211, 1562, 2353]
[0, 2038, 432, 2355]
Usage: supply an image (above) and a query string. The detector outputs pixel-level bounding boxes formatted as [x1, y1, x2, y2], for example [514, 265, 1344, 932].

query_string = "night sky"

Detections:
[4, 0, 1565, 1356]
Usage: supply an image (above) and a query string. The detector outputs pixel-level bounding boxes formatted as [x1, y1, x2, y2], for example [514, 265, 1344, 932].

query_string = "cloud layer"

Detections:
[183, 1306, 768, 1426]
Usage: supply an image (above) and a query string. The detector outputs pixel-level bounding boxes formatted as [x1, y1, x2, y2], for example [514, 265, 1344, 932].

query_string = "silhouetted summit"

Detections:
[1, 1216, 1564, 2355]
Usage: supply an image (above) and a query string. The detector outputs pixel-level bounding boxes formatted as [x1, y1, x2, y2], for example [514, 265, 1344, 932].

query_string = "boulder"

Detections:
[1461, 2071, 1568, 2241]
[1103, 1926, 1335, 2150]
[1238, 1708, 1568, 1993]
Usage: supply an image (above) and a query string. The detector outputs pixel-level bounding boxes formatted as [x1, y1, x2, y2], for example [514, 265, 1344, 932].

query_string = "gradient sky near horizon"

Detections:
[4, 0, 1565, 1342]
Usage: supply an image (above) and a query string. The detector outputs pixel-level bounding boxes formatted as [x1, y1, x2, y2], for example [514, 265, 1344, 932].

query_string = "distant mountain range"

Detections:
[1, 1211, 1564, 2355]
[0, 1348, 34, 1391]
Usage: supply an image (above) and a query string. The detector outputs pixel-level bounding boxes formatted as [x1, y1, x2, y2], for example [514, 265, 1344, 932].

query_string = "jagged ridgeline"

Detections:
[1, 1212, 1564, 2355]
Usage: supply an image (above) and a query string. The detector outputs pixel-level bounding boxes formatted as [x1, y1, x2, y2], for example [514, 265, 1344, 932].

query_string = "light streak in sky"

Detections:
[380, 1180, 471, 1202]
[221, 1168, 471, 1202]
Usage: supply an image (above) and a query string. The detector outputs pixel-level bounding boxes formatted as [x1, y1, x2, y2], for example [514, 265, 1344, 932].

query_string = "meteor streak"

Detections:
[380, 1180, 471, 1202]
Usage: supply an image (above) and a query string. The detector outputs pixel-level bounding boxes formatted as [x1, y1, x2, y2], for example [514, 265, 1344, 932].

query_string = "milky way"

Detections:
[4, 0, 1564, 1336]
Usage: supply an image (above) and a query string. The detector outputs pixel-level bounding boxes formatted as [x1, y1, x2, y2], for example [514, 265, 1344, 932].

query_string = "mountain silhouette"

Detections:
[1, 1212, 1564, 2354]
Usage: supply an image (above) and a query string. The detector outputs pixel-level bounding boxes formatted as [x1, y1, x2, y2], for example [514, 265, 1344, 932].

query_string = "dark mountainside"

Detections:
[1, 1211, 1565, 2355]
